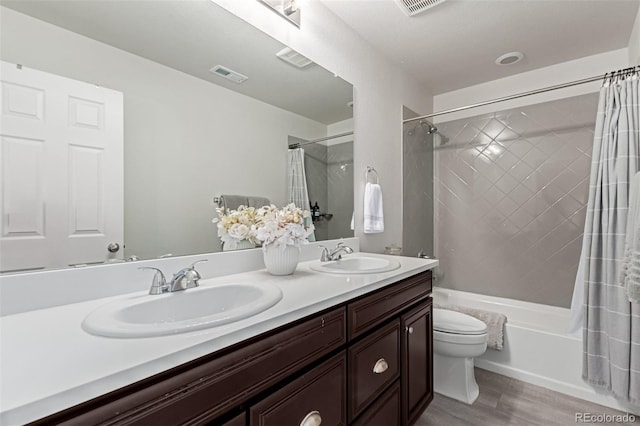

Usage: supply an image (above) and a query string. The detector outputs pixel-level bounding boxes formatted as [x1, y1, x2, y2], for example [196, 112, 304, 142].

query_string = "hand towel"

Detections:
[350, 211, 355, 231]
[246, 196, 270, 209]
[218, 194, 248, 211]
[364, 182, 384, 233]
[621, 172, 640, 303]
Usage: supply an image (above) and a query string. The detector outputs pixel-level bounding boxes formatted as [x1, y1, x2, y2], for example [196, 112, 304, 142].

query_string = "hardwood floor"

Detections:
[416, 369, 639, 426]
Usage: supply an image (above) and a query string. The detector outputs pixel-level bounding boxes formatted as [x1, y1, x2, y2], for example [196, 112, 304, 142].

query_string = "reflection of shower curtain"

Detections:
[572, 75, 639, 404]
[287, 148, 315, 242]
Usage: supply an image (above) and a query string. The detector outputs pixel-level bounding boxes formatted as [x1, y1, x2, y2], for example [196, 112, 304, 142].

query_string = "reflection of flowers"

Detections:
[254, 204, 315, 249]
[212, 206, 258, 250]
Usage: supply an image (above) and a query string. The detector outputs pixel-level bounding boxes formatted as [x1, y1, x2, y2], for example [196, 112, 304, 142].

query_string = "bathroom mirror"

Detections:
[0, 0, 354, 273]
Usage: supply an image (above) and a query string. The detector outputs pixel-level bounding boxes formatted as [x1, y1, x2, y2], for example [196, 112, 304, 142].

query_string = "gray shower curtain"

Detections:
[582, 76, 639, 405]
[287, 147, 315, 241]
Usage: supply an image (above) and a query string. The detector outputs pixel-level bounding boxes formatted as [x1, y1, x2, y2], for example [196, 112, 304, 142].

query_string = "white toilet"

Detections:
[433, 308, 488, 404]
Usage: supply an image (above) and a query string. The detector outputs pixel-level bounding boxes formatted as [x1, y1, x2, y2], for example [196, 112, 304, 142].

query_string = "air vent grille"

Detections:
[209, 65, 248, 84]
[276, 47, 313, 68]
[394, 0, 448, 16]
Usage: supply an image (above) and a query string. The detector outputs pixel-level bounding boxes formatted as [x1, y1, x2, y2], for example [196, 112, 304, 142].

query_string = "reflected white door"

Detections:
[0, 61, 123, 272]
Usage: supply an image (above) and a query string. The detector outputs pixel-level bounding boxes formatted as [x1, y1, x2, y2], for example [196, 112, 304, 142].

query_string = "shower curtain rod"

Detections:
[288, 131, 354, 149]
[403, 65, 640, 124]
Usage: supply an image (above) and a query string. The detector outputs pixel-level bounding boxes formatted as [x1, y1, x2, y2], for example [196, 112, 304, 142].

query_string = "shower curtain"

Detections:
[287, 147, 315, 241]
[573, 73, 639, 405]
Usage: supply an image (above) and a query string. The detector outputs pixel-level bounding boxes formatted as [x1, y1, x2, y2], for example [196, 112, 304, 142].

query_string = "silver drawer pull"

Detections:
[406, 326, 414, 334]
[373, 358, 389, 374]
[300, 410, 322, 426]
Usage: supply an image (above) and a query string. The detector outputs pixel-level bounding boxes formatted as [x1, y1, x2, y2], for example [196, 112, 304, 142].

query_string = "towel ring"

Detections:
[366, 166, 379, 184]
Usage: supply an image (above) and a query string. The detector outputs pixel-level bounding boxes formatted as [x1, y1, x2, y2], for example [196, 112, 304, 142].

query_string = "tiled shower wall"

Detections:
[435, 93, 598, 307]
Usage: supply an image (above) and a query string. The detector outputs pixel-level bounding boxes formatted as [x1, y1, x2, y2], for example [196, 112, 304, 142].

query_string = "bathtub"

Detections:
[432, 287, 639, 414]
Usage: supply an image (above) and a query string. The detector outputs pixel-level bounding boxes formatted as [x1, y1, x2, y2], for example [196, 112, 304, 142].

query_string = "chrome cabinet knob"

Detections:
[406, 326, 414, 334]
[107, 242, 120, 253]
[300, 410, 322, 426]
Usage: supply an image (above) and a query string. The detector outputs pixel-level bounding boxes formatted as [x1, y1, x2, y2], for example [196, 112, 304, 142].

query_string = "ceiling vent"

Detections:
[394, 0, 448, 16]
[209, 65, 248, 84]
[276, 47, 313, 68]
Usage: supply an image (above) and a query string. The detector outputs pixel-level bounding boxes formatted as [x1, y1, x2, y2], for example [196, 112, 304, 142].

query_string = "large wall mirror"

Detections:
[0, 0, 354, 273]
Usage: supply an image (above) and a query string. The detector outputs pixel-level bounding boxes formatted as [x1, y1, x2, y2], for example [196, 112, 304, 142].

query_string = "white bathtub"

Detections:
[432, 287, 639, 414]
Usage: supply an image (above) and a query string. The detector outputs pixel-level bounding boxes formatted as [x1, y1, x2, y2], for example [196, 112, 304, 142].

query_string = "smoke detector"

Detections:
[209, 65, 248, 83]
[495, 52, 524, 66]
[394, 0, 448, 16]
[276, 47, 313, 68]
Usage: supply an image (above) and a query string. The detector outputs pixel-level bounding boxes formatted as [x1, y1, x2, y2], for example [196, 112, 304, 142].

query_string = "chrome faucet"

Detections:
[139, 260, 208, 295]
[320, 242, 354, 262]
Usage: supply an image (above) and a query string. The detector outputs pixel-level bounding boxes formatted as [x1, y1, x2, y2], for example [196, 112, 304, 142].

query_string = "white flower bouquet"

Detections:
[212, 205, 259, 250]
[254, 203, 315, 250]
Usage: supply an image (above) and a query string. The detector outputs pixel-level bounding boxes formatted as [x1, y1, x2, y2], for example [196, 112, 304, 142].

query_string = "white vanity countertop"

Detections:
[0, 253, 437, 425]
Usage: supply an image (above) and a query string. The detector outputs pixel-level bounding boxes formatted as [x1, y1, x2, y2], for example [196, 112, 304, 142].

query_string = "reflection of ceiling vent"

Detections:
[209, 65, 248, 83]
[276, 47, 313, 68]
[394, 0, 448, 16]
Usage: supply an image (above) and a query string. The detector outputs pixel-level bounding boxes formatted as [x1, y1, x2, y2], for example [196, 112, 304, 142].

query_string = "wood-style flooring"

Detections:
[416, 368, 639, 426]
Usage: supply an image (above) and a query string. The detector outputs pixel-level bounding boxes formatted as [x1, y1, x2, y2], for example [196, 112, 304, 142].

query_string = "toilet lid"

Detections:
[433, 308, 487, 335]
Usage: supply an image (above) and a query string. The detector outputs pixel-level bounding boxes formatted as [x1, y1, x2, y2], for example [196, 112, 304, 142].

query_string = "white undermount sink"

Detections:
[309, 255, 401, 275]
[82, 282, 283, 338]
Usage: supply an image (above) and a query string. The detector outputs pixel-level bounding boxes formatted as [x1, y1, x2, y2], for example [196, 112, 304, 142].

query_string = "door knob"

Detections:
[107, 242, 120, 253]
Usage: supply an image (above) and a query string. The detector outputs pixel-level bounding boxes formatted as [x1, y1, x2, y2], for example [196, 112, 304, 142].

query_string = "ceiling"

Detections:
[0, 0, 354, 125]
[320, 0, 640, 94]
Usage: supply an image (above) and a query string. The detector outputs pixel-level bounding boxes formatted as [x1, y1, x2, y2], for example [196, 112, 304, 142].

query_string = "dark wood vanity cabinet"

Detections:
[32, 270, 432, 426]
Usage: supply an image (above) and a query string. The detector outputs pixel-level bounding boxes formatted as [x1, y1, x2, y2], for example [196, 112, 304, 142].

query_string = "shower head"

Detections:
[407, 120, 438, 136]
[421, 121, 438, 134]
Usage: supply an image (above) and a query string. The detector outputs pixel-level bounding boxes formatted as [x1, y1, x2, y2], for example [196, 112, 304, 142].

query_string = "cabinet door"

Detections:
[352, 381, 401, 426]
[250, 353, 347, 426]
[401, 298, 433, 426]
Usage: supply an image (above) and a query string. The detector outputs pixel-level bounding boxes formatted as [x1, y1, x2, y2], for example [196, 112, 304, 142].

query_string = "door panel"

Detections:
[0, 61, 123, 271]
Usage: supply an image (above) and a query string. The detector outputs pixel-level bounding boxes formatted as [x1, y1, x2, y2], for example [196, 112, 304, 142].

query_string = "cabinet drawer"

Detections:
[47, 307, 346, 426]
[352, 381, 401, 426]
[348, 320, 400, 421]
[348, 271, 431, 339]
[250, 353, 347, 426]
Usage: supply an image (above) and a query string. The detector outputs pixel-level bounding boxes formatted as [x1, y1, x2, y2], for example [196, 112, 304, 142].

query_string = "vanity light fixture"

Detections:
[209, 65, 248, 84]
[259, 0, 301, 27]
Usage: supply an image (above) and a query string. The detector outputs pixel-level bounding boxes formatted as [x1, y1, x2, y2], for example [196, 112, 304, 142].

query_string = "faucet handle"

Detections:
[182, 259, 208, 289]
[189, 259, 208, 269]
[319, 245, 330, 262]
[138, 267, 168, 295]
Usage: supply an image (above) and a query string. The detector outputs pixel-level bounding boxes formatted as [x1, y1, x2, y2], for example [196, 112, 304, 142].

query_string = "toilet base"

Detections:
[433, 352, 479, 404]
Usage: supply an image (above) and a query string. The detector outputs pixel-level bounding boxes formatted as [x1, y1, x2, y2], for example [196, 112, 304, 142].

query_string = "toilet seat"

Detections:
[433, 308, 487, 335]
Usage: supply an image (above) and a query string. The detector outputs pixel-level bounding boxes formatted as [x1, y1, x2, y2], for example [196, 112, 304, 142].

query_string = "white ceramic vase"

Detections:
[263, 245, 300, 275]
[223, 239, 256, 251]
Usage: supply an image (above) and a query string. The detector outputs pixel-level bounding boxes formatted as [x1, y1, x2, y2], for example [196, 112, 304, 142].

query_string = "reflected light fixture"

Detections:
[258, 0, 301, 27]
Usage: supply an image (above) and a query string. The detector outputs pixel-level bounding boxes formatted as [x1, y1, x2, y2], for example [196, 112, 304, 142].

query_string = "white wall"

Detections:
[629, 6, 640, 65]
[433, 49, 630, 123]
[213, 0, 434, 253]
[0, 7, 328, 260]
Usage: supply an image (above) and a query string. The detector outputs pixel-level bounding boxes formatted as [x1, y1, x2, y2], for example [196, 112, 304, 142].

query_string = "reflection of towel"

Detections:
[218, 195, 270, 211]
[621, 172, 640, 302]
[364, 183, 384, 233]
[435, 303, 507, 350]
[350, 211, 355, 231]
[247, 196, 270, 208]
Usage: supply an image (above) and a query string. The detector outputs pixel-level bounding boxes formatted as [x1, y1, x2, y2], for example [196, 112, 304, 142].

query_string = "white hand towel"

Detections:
[364, 182, 384, 233]
[350, 211, 355, 231]
[621, 172, 640, 302]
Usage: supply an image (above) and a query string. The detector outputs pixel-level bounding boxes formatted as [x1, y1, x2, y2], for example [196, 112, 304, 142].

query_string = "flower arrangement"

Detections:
[254, 203, 315, 250]
[213, 205, 259, 250]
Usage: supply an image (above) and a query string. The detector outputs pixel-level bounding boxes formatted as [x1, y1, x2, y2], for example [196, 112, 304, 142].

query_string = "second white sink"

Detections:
[309, 255, 401, 275]
[82, 282, 283, 338]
